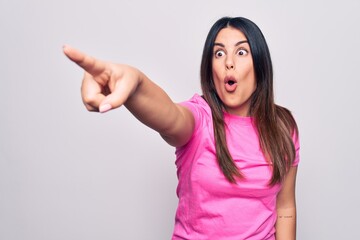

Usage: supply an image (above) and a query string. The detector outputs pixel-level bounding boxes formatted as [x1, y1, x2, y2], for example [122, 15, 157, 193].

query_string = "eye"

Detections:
[237, 49, 248, 56]
[214, 50, 225, 58]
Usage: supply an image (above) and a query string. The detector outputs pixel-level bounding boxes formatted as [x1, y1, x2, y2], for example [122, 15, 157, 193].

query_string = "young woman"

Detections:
[64, 17, 300, 240]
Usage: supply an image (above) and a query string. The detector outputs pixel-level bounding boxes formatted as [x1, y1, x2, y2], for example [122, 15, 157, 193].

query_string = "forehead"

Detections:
[215, 27, 247, 45]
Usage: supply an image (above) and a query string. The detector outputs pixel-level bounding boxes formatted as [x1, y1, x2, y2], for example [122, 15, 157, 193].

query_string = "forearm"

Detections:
[124, 71, 193, 146]
[63, 45, 193, 146]
[275, 207, 296, 240]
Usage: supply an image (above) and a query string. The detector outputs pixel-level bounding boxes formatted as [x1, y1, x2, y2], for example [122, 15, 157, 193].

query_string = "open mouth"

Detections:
[225, 76, 237, 85]
[227, 80, 236, 86]
[224, 76, 238, 92]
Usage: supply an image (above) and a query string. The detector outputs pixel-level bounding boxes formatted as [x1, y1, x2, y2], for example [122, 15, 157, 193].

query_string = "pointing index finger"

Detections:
[63, 45, 106, 76]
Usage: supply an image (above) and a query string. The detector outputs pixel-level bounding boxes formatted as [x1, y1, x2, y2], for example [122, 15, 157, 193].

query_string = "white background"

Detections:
[1, 0, 359, 239]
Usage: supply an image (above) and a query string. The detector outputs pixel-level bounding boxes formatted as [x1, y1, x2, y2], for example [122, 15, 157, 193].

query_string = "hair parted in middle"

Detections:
[200, 16, 298, 185]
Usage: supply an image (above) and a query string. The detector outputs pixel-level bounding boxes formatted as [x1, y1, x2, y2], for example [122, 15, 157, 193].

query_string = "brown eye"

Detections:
[237, 49, 248, 56]
[215, 50, 225, 58]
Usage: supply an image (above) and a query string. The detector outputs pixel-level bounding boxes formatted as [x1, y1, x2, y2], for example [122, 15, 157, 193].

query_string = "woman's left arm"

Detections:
[275, 166, 298, 240]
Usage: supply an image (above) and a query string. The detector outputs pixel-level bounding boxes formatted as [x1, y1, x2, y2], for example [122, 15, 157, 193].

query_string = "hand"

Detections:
[63, 45, 141, 113]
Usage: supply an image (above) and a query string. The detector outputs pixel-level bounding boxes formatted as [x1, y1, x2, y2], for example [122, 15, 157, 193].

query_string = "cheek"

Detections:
[243, 64, 255, 86]
[212, 61, 221, 77]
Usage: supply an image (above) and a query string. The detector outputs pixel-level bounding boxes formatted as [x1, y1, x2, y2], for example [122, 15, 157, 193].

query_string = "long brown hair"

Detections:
[200, 17, 298, 185]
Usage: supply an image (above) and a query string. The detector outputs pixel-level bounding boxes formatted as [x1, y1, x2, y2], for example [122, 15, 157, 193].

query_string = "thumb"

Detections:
[98, 96, 122, 113]
[99, 102, 113, 113]
[99, 82, 133, 113]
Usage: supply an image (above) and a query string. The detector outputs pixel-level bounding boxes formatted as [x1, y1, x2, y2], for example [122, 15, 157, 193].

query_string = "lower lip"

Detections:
[225, 83, 237, 92]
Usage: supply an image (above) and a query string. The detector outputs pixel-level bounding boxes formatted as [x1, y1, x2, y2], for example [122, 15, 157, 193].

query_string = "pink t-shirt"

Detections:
[172, 94, 300, 240]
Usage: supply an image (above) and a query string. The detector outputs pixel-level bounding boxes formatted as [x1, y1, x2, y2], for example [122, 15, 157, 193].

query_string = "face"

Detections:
[212, 27, 256, 116]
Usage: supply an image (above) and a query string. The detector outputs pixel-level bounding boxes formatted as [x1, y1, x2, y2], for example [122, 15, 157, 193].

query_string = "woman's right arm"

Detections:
[63, 45, 194, 147]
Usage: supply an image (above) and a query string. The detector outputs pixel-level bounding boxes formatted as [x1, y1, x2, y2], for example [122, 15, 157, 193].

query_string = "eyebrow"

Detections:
[214, 40, 248, 47]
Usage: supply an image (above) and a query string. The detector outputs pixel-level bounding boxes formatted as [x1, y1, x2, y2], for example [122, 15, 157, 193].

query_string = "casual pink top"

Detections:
[172, 94, 300, 240]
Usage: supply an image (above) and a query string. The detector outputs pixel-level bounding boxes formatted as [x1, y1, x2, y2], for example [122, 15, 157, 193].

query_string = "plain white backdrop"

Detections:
[1, 0, 359, 239]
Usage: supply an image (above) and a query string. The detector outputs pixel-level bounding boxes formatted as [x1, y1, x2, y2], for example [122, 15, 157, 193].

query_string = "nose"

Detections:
[225, 56, 235, 70]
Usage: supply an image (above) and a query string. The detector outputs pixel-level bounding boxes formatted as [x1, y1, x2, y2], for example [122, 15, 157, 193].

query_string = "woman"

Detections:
[64, 17, 299, 240]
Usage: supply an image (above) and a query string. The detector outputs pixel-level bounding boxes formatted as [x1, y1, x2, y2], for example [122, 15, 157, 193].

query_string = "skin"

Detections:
[62, 45, 194, 147]
[212, 27, 256, 116]
[276, 166, 298, 240]
[63, 26, 297, 237]
[212, 28, 297, 238]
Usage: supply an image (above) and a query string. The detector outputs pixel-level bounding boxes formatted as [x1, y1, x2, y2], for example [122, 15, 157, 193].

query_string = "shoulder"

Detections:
[179, 94, 212, 120]
[180, 94, 209, 108]
[175, 94, 213, 153]
[275, 105, 300, 166]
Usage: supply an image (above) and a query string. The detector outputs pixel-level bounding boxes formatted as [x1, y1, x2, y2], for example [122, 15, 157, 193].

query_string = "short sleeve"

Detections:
[175, 94, 212, 169]
[178, 94, 211, 136]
